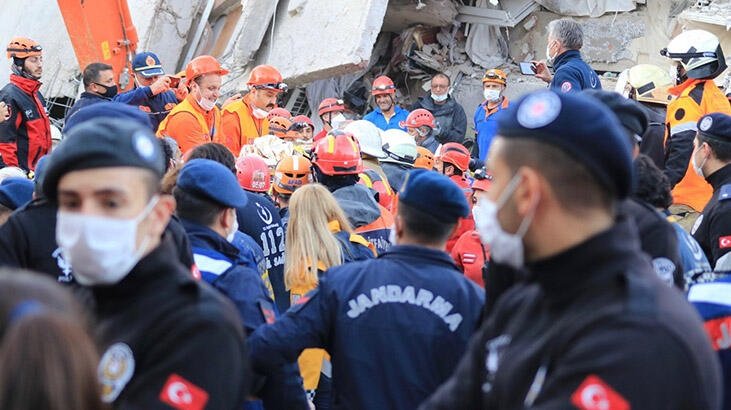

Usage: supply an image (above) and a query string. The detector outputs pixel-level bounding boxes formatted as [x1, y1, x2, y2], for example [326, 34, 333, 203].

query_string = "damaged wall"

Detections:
[381, 0, 459, 33]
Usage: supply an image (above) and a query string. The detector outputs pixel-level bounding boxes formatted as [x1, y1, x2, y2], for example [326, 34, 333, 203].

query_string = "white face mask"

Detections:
[546, 41, 557, 64]
[56, 196, 159, 286]
[692, 145, 708, 178]
[198, 97, 216, 111]
[253, 107, 269, 119]
[226, 212, 239, 243]
[472, 174, 537, 269]
[331, 113, 347, 130]
[431, 92, 448, 102]
[483, 89, 501, 102]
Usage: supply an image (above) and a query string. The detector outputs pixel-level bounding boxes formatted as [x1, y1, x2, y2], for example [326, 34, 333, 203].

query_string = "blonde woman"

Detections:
[284, 183, 375, 408]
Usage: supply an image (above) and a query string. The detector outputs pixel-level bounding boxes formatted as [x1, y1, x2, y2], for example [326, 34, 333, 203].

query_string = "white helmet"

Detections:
[344, 120, 386, 159]
[662, 29, 727, 80]
[0, 166, 27, 183]
[381, 129, 417, 166]
[616, 64, 674, 106]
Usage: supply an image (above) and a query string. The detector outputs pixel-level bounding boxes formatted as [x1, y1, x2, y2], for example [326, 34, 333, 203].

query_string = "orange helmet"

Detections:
[268, 116, 292, 138]
[273, 154, 312, 195]
[267, 107, 291, 120]
[414, 146, 435, 170]
[7, 37, 42, 59]
[371, 76, 396, 96]
[439, 142, 471, 172]
[185, 55, 229, 85]
[311, 130, 363, 176]
[482, 69, 507, 86]
[247, 65, 287, 92]
[358, 168, 394, 210]
[318, 98, 345, 117]
[236, 155, 271, 192]
[400, 108, 436, 129]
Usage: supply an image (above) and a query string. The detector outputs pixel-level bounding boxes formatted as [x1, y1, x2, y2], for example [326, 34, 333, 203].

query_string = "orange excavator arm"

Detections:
[56, 0, 139, 91]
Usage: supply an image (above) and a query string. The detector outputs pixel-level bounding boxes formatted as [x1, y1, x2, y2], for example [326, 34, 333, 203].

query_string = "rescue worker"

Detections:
[414, 146, 436, 170]
[235, 154, 288, 312]
[421, 90, 720, 410]
[42, 118, 249, 408]
[586, 89, 683, 287]
[65, 62, 117, 120]
[437, 142, 474, 253]
[267, 107, 291, 120]
[284, 183, 376, 408]
[402, 108, 440, 153]
[174, 158, 309, 410]
[532, 18, 602, 93]
[662, 29, 731, 231]
[691, 113, 731, 270]
[410, 72, 467, 144]
[291, 115, 314, 141]
[632, 154, 713, 289]
[272, 154, 312, 227]
[380, 129, 417, 192]
[310, 131, 394, 254]
[451, 168, 491, 287]
[345, 120, 395, 211]
[222, 65, 287, 155]
[363, 75, 409, 131]
[617, 63, 675, 168]
[249, 169, 485, 410]
[0, 37, 51, 173]
[473, 69, 509, 161]
[268, 115, 292, 139]
[0, 177, 34, 225]
[113, 51, 184, 130]
[156, 55, 228, 154]
[0, 102, 194, 285]
[314, 98, 347, 142]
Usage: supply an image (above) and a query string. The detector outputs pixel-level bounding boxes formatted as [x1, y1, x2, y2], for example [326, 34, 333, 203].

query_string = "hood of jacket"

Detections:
[333, 184, 381, 228]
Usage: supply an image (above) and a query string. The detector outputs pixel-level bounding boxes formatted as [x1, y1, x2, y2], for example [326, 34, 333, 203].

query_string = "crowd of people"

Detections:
[0, 15, 731, 410]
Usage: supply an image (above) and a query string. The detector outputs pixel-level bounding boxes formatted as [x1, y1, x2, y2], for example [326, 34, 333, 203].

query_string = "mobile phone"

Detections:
[519, 61, 536, 75]
[168, 76, 180, 88]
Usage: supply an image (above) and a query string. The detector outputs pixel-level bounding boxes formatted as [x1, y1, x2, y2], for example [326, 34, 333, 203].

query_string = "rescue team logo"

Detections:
[159, 373, 209, 410]
[700, 116, 713, 131]
[719, 235, 731, 249]
[255, 201, 273, 225]
[516, 91, 561, 129]
[145, 55, 157, 67]
[571, 375, 629, 410]
[98, 343, 135, 403]
[52, 247, 73, 283]
[561, 81, 573, 93]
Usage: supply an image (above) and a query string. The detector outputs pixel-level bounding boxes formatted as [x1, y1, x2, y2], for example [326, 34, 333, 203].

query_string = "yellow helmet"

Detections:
[625, 64, 674, 106]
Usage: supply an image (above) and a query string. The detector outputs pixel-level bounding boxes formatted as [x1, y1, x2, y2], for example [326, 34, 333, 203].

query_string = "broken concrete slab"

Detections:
[534, 0, 637, 18]
[235, 0, 389, 89]
[381, 0, 458, 33]
[456, 0, 539, 27]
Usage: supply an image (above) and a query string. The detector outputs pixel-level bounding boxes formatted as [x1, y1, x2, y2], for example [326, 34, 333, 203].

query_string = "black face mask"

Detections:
[94, 82, 118, 99]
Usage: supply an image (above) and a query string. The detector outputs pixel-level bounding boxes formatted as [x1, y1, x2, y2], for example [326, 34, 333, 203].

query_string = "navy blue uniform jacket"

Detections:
[550, 50, 602, 94]
[249, 245, 485, 410]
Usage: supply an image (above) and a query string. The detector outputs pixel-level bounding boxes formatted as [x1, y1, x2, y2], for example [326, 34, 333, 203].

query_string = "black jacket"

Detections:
[693, 164, 731, 269]
[620, 198, 683, 288]
[92, 235, 249, 409]
[421, 217, 721, 409]
[64, 91, 109, 129]
[639, 104, 666, 169]
[0, 198, 194, 284]
[410, 95, 467, 144]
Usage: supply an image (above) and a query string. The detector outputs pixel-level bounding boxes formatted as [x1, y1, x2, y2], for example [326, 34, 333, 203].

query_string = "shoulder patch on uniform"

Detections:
[99, 342, 136, 403]
[258, 300, 276, 324]
[159, 373, 209, 410]
[719, 236, 731, 249]
[652, 257, 676, 286]
[570, 375, 629, 410]
[719, 184, 731, 201]
[674, 108, 686, 121]
[561, 81, 573, 93]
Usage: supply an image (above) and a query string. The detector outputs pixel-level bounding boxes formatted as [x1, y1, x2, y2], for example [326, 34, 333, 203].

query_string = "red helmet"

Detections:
[311, 130, 363, 175]
[400, 108, 436, 129]
[414, 146, 435, 170]
[358, 169, 394, 210]
[371, 76, 396, 96]
[439, 142, 471, 172]
[317, 98, 345, 117]
[6, 37, 42, 59]
[291, 115, 314, 130]
[236, 155, 271, 192]
[267, 107, 291, 120]
[247, 65, 287, 92]
[185, 55, 229, 85]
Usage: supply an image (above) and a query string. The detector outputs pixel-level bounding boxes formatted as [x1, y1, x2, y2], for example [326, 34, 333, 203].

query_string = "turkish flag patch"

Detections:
[159, 374, 209, 410]
[719, 236, 731, 249]
[190, 264, 201, 280]
[570, 375, 629, 410]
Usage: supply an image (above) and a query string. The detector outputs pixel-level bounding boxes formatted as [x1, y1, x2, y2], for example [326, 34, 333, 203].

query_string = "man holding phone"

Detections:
[114, 51, 186, 130]
[531, 18, 602, 94]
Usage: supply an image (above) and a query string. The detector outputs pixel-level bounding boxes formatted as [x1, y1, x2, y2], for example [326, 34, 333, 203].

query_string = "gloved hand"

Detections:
[149, 76, 172, 96]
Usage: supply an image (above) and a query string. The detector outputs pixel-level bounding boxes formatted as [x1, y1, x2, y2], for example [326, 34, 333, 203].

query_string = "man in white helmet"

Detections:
[380, 129, 417, 193]
[661, 29, 731, 232]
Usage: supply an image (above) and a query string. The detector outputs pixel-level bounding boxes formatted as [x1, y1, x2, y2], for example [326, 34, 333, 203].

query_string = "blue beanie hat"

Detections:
[497, 90, 634, 199]
[0, 177, 34, 210]
[178, 159, 248, 208]
[399, 169, 469, 223]
[63, 101, 152, 133]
